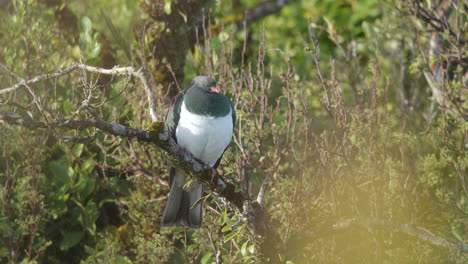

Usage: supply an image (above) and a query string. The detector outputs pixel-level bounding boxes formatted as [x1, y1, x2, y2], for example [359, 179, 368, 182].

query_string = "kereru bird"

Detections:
[161, 76, 236, 228]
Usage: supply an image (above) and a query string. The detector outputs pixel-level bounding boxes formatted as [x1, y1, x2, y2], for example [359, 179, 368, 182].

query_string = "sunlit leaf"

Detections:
[200, 252, 213, 264]
[224, 229, 241, 242]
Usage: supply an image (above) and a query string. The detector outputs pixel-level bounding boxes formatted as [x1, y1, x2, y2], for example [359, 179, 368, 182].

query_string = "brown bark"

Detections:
[139, 0, 210, 98]
[139, 0, 297, 98]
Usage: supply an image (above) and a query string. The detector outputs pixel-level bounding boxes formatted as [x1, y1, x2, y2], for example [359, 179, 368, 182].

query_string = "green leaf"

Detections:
[408, 61, 421, 75]
[224, 229, 241, 242]
[90, 39, 102, 58]
[85, 57, 100, 66]
[241, 241, 248, 256]
[80, 17, 92, 33]
[50, 200, 68, 219]
[63, 100, 73, 115]
[19, 258, 32, 264]
[191, 193, 210, 209]
[109, 177, 133, 196]
[219, 31, 229, 42]
[98, 198, 115, 209]
[0, 247, 8, 258]
[72, 143, 84, 157]
[85, 200, 100, 226]
[221, 208, 228, 223]
[200, 252, 213, 264]
[0, 218, 12, 233]
[114, 255, 133, 264]
[59, 231, 84, 250]
[164, 0, 172, 15]
[248, 244, 255, 254]
[75, 175, 95, 200]
[49, 160, 71, 184]
[221, 224, 231, 232]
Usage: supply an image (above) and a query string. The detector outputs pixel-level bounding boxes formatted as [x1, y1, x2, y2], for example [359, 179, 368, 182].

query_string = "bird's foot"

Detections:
[210, 168, 217, 182]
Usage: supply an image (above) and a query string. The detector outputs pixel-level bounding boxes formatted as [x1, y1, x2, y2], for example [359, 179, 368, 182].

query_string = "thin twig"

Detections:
[405, 0, 465, 46]
[0, 62, 158, 121]
[0, 112, 246, 210]
[295, 218, 468, 253]
[0, 114, 150, 139]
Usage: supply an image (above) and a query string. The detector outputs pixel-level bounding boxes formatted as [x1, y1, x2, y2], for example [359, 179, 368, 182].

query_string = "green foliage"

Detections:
[78, 17, 102, 65]
[1, 0, 467, 263]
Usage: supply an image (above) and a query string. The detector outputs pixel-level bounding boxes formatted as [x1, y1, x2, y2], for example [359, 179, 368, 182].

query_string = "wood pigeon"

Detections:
[161, 76, 236, 228]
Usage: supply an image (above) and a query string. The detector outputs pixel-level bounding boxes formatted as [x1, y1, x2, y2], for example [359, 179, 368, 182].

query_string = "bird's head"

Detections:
[191, 76, 220, 93]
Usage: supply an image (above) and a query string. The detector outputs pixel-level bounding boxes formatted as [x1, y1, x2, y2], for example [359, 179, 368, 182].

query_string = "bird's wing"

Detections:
[165, 92, 185, 142]
[230, 98, 236, 128]
[213, 99, 236, 169]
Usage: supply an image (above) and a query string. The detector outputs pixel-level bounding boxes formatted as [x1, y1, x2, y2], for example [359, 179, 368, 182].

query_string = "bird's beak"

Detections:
[210, 87, 220, 93]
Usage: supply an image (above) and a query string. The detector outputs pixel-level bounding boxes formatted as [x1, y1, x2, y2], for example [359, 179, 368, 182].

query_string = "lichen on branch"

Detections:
[147, 121, 246, 210]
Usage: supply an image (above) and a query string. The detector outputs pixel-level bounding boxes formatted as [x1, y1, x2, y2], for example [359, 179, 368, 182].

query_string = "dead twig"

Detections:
[0, 62, 158, 121]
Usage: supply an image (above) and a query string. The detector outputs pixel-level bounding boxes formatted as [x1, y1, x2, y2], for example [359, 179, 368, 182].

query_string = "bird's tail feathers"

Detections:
[161, 168, 203, 228]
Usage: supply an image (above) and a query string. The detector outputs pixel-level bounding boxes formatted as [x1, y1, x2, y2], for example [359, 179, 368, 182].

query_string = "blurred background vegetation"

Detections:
[0, 0, 466, 263]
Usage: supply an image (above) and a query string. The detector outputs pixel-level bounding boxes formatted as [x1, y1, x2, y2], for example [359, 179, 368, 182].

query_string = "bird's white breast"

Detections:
[176, 101, 233, 166]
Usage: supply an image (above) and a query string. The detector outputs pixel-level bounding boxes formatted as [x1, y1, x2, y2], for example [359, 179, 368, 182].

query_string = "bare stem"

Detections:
[295, 218, 468, 253]
[0, 62, 159, 121]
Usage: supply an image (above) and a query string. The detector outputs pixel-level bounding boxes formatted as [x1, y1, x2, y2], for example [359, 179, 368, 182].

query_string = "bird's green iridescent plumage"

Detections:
[166, 76, 235, 139]
[162, 76, 236, 228]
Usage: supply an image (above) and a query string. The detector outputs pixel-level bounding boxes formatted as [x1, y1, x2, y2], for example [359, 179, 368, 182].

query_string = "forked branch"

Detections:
[0, 62, 158, 121]
[0, 62, 248, 212]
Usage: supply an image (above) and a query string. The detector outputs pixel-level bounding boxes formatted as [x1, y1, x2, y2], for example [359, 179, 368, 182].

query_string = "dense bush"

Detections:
[0, 0, 466, 263]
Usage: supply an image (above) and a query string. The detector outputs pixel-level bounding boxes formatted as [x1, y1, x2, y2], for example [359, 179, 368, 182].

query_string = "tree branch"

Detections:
[0, 62, 158, 121]
[365, 218, 468, 253]
[239, 0, 296, 27]
[0, 114, 149, 139]
[405, 0, 466, 46]
[0, 113, 246, 210]
[211, 0, 296, 32]
[293, 218, 468, 253]
[256, 174, 271, 206]
[0, 61, 260, 246]
[0, 60, 246, 211]
[0, 62, 249, 209]
[147, 122, 247, 210]
[403, 0, 467, 119]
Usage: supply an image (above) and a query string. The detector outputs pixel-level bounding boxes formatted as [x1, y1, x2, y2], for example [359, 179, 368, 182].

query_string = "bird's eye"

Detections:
[202, 83, 206, 87]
